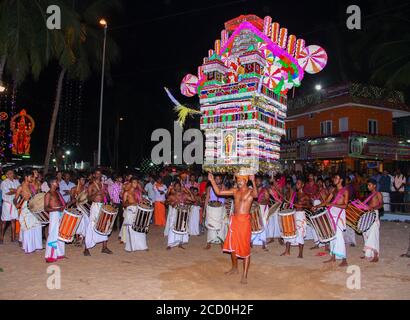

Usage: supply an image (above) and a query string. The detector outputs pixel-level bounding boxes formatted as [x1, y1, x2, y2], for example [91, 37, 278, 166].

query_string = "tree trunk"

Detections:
[0, 55, 6, 82]
[43, 68, 66, 175]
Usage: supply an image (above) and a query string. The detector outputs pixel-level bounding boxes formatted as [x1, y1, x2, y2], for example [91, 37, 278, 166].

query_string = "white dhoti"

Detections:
[165, 206, 189, 247]
[286, 211, 306, 246]
[85, 202, 107, 249]
[120, 206, 136, 244]
[19, 203, 43, 254]
[45, 211, 65, 260]
[266, 207, 281, 239]
[251, 205, 269, 246]
[76, 212, 89, 237]
[189, 205, 200, 236]
[363, 210, 380, 259]
[1, 201, 18, 221]
[328, 206, 346, 260]
[123, 206, 148, 251]
[344, 226, 357, 246]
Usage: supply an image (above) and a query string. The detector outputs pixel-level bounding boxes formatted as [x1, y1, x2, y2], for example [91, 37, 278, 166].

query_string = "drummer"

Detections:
[280, 179, 310, 259]
[44, 175, 66, 262]
[361, 179, 383, 263]
[266, 177, 284, 245]
[83, 169, 113, 256]
[204, 175, 227, 250]
[122, 177, 148, 251]
[14, 170, 43, 254]
[313, 173, 349, 267]
[164, 182, 194, 250]
[69, 175, 88, 245]
[251, 176, 269, 251]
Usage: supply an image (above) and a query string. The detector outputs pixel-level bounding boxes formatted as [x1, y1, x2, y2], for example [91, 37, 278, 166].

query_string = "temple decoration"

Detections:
[10, 109, 35, 156]
[168, 14, 327, 174]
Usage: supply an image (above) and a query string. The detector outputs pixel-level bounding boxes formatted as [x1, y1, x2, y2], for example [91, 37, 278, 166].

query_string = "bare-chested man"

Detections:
[281, 179, 310, 258]
[84, 169, 112, 256]
[122, 177, 149, 251]
[14, 170, 43, 253]
[361, 179, 383, 262]
[165, 181, 194, 250]
[313, 174, 349, 267]
[209, 173, 257, 285]
[266, 177, 284, 244]
[44, 175, 66, 262]
[69, 175, 88, 245]
[31, 169, 42, 194]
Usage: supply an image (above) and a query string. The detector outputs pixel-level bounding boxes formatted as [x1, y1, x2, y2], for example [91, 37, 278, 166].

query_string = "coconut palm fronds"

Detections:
[173, 104, 201, 127]
[164, 87, 201, 127]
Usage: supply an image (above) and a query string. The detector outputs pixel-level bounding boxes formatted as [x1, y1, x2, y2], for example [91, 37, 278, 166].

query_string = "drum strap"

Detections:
[289, 192, 296, 209]
[327, 188, 346, 231]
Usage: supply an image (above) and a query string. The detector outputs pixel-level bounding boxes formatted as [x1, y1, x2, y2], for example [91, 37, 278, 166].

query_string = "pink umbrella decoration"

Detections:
[180, 74, 199, 97]
[263, 64, 282, 89]
[297, 45, 328, 74]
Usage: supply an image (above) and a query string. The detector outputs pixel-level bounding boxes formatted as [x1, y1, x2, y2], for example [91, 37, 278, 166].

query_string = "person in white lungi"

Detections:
[122, 178, 148, 251]
[83, 169, 113, 256]
[0, 169, 20, 243]
[360, 179, 383, 263]
[251, 177, 269, 250]
[14, 170, 42, 254]
[188, 187, 201, 236]
[281, 179, 310, 258]
[204, 175, 227, 249]
[267, 179, 284, 244]
[164, 182, 194, 250]
[313, 174, 349, 267]
[44, 175, 66, 262]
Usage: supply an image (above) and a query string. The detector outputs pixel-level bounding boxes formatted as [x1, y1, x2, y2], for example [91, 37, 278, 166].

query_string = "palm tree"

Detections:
[43, 0, 120, 173]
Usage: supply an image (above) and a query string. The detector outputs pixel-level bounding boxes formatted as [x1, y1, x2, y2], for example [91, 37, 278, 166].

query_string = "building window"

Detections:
[320, 120, 332, 135]
[286, 128, 292, 140]
[339, 117, 348, 132]
[368, 119, 378, 134]
[297, 125, 304, 138]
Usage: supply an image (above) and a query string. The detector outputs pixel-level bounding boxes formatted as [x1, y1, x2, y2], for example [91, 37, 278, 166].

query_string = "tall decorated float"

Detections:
[168, 15, 327, 175]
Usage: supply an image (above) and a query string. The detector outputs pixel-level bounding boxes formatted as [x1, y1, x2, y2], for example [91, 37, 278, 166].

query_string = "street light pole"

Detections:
[97, 19, 108, 167]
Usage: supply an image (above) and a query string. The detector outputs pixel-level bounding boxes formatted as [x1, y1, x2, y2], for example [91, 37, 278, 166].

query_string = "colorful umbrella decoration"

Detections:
[263, 64, 282, 89]
[297, 45, 328, 74]
[180, 74, 199, 97]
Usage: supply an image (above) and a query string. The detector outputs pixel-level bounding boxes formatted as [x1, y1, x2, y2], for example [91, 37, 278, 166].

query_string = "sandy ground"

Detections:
[0, 221, 409, 300]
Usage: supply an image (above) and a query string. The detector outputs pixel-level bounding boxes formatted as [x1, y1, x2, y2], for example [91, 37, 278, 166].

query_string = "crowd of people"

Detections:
[0, 166, 409, 284]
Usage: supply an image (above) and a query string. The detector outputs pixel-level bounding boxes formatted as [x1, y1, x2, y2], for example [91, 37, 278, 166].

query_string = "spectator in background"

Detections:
[392, 169, 406, 213]
[59, 172, 75, 204]
[144, 175, 156, 202]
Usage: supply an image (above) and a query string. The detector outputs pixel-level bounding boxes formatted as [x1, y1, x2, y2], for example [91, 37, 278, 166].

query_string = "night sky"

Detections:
[12, 0, 409, 168]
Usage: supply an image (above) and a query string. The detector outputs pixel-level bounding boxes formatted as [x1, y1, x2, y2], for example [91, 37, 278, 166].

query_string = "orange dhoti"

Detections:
[154, 202, 166, 226]
[223, 214, 251, 258]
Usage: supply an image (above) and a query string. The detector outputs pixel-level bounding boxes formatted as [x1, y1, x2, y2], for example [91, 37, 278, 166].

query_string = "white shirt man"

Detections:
[59, 177, 75, 204]
[393, 174, 406, 192]
[1, 176, 20, 221]
[145, 179, 156, 202]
